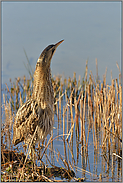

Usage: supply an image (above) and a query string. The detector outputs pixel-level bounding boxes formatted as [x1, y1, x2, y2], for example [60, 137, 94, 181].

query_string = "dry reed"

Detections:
[1, 62, 122, 182]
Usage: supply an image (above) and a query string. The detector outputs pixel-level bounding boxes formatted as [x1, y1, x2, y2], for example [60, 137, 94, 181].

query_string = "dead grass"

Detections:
[1, 61, 122, 182]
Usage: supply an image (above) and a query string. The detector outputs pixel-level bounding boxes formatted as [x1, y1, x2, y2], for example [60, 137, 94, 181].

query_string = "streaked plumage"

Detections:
[13, 40, 64, 149]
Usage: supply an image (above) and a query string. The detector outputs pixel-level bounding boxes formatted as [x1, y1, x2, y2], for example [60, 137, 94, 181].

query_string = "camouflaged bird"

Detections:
[13, 40, 64, 150]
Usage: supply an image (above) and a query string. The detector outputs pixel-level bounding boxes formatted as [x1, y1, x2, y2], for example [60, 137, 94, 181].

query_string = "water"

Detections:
[1, 82, 122, 182]
[32, 99, 121, 182]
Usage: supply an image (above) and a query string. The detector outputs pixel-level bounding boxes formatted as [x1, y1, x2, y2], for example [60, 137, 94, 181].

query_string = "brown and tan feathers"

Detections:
[13, 62, 54, 146]
[33, 63, 54, 108]
[13, 99, 38, 145]
[13, 98, 53, 146]
[13, 40, 64, 147]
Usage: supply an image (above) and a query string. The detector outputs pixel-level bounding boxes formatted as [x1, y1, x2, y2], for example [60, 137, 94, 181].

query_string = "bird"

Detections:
[13, 40, 64, 159]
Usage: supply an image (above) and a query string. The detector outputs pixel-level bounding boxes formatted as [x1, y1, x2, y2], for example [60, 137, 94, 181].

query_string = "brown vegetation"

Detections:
[1, 61, 122, 182]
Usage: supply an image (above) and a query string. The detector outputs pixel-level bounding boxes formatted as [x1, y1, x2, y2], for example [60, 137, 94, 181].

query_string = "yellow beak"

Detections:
[55, 39, 64, 47]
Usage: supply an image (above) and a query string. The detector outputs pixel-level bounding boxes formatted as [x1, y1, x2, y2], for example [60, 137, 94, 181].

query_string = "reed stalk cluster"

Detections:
[1, 61, 122, 182]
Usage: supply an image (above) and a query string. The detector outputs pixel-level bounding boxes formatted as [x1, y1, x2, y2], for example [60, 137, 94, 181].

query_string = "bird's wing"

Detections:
[13, 99, 39, 146]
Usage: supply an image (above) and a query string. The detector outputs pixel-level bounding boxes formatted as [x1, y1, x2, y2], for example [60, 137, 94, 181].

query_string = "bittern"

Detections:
[13, 40, 64, 159]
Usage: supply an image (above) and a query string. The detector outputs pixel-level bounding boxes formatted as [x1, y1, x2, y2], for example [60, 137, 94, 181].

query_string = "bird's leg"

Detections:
[30, 143, 36, 171]
[33, 143, 37, 171]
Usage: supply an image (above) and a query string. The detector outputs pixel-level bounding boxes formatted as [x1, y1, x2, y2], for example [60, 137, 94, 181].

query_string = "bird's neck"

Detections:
[32, 66, 54, 109]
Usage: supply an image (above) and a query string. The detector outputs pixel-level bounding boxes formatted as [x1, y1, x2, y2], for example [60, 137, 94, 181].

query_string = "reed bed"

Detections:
[1, 61, 122, 182]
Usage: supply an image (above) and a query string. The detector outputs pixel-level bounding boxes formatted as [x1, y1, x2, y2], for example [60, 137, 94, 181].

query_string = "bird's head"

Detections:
[37, 40, 64, 69]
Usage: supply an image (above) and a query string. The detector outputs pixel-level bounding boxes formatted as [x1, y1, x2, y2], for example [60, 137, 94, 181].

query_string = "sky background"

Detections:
[2, 2, 121, 85]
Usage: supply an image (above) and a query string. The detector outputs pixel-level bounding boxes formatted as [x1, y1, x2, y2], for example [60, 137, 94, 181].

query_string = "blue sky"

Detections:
[2, 2, 121, 84]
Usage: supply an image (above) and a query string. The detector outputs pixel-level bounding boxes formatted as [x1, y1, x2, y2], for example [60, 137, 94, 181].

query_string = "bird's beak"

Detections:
[55, 39, 64, 48]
